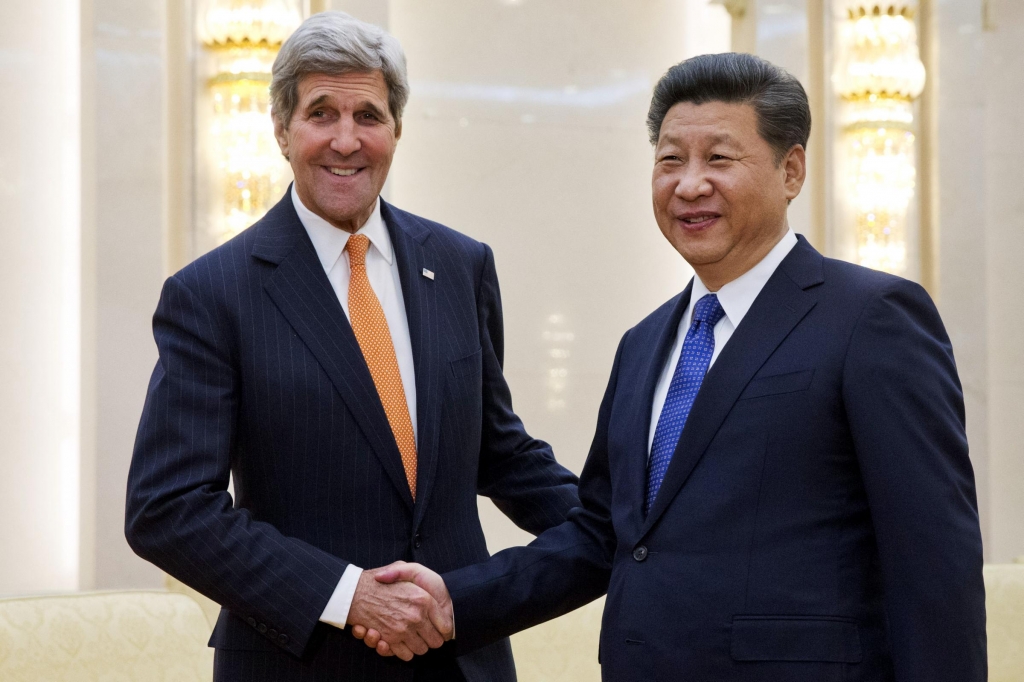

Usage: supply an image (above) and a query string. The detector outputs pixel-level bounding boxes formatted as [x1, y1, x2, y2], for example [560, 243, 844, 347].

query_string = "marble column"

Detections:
[0, 0, 84, 594]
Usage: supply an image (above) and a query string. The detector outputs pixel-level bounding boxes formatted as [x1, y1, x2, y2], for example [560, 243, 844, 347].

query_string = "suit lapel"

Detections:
[253, 194, 415, 511]
[381, 201, 443, 526]
[641, 237, 824, 535]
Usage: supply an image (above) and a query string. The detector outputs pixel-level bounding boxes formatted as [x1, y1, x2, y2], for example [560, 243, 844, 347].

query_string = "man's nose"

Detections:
[330, 119, 361, 156]
[676, 165, 713, 201]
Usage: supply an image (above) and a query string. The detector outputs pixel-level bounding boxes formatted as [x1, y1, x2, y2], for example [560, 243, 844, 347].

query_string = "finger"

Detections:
[376, 640, 393, 656]
[416, 615, 445, 649]
[427, 600, 454, 641]
[363, 628, 382, 648]
[389, 641, 415, 662]
[351, 625, 367, 640]
[403, 631, 431, 657]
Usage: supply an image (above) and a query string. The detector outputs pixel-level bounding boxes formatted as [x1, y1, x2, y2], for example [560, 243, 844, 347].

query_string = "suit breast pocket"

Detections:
[739, 369, 814, 400]
[449, 347, 483, 379]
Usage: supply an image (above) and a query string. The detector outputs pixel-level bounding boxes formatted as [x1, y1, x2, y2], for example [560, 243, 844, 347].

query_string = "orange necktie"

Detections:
[346, 234, 417, 499]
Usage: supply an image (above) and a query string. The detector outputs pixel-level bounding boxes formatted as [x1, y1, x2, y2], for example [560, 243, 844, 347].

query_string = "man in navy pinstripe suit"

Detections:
[125, 11, 579, 682]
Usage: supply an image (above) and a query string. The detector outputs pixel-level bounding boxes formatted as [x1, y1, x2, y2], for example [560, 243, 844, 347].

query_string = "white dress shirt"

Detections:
[290, 185, 418, 629]
[648, 230, 798, 455]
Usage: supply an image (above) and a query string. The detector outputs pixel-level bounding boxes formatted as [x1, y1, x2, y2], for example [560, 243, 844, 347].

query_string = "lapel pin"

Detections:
[422, 268, 435, 280]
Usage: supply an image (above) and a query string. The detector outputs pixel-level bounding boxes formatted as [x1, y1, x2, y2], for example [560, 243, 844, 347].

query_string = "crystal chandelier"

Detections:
[197, 0, 303, 245]
[833, 1, 925, 276]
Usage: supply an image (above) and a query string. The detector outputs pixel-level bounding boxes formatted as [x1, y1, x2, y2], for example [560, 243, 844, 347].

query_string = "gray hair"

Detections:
[270, 11, 409, 128]
[647, 53, 811, 164]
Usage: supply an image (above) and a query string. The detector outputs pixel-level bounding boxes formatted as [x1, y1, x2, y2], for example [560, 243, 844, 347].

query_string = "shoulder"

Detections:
[170, 225, 258, 298]
[617, 290, 686, 351]
[384, 202, 490, 266]
[818, 256, 937, 320]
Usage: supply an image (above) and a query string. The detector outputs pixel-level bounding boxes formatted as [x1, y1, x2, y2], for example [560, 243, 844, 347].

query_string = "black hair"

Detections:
[647, 52, 811, 164]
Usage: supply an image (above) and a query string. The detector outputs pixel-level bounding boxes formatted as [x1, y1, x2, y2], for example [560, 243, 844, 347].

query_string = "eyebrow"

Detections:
[361, 101, 387, 119]
[707, 133, 739, 146]
[304, 94, 330, 110]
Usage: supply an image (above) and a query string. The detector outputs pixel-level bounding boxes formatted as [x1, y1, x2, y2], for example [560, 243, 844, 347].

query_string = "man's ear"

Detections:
[273, 113, 290, 161]
[394, 118, 402, 142]
[783, 144, 806, 202]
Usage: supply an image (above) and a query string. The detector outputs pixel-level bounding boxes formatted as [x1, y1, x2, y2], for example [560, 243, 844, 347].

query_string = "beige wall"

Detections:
[385, 0, 732, 551]
[80, 0, 169, 589]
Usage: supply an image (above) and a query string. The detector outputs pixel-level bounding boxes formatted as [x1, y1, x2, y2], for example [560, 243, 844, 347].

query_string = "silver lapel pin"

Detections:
[422, 268, 435, 280]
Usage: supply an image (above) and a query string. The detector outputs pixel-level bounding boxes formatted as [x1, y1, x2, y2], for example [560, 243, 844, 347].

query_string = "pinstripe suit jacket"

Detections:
[125, 193, 580, 681]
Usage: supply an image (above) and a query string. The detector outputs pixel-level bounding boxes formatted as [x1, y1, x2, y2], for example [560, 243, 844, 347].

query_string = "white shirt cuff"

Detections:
[319, 564, 363, 629]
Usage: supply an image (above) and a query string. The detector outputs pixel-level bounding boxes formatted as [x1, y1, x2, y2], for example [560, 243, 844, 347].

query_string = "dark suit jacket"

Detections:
[445, 236, 987, 682]
[125, 193, 580, 682]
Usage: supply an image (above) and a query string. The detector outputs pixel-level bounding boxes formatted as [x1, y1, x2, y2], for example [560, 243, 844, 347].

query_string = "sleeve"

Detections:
[842, 279, 987, 682]
[444, 331, 629, 654]
[319, 565, 365, 628]
[124, 274, 349, 658]
[473, 243, 582, 535]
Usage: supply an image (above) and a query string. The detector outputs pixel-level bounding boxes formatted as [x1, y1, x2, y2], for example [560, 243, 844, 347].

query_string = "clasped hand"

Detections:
[347, 561, 452, 661]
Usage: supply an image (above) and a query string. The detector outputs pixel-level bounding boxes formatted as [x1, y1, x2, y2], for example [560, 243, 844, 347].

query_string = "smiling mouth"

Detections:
[327, 167, 361, 177]
[677, 214, 720, 229]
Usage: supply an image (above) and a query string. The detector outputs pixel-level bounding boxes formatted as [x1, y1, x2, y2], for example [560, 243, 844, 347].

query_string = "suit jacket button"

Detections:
[246, 617, 257, 627]
[268, 629, 278, 639]
[633, 546, 648, 562]
[414, 533, 423, 549]
[257, 623, 268, 634]
[279, 633, 290, 645]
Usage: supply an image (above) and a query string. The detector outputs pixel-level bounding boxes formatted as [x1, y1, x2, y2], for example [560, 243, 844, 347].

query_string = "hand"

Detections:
[351, 562, 453, 658]
[346, 562, 452, 661]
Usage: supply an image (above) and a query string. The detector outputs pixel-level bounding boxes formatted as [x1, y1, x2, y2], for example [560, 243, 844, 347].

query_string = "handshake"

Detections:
[347, 562, 454, 661]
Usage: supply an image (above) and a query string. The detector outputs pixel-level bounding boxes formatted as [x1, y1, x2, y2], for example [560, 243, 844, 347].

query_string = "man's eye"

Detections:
[710, 154, 729, 161]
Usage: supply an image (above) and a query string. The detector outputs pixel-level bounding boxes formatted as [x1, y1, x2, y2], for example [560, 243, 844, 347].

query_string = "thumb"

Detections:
[373, 561, 418, 584]
[427, 595, 454, 639]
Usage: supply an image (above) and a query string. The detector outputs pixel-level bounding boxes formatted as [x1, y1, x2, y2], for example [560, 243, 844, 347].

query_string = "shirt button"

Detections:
[633, 546, 648, 562]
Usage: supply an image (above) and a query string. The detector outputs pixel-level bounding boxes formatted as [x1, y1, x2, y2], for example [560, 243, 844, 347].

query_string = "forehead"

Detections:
[296, 70, 389, 106]
[657, 100, 760, 146]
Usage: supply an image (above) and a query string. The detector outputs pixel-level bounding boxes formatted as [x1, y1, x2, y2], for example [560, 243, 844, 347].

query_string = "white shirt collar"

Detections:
[290, 184, 393, 272]
[691, 229, 799, 328]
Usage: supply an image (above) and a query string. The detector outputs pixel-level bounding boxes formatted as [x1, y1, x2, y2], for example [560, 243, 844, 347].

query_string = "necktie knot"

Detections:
[347, 234, 370, 268]
[692, 294, 725, 328]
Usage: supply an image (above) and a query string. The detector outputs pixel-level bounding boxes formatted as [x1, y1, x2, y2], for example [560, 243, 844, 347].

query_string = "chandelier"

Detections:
[833, 1, 925, 276]
[197, 0, 303, 245]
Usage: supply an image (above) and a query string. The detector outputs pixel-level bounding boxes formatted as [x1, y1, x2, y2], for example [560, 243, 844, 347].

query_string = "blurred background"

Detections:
[1, 0, 1021, 601]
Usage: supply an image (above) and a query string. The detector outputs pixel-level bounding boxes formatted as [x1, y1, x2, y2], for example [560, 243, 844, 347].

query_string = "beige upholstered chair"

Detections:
[0, 590, 214, 682]
[510, 597, 603, 682]
[986, 563, 1024, 682]
[164, 574, 220, 631]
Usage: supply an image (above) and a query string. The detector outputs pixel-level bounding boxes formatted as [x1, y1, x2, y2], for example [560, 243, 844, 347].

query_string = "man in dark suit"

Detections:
[361, 53, 987, 681]
[124, 11, 579, 682]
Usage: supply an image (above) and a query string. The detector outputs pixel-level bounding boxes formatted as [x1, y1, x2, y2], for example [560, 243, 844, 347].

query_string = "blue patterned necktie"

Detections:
[645, 293, 726, 515]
